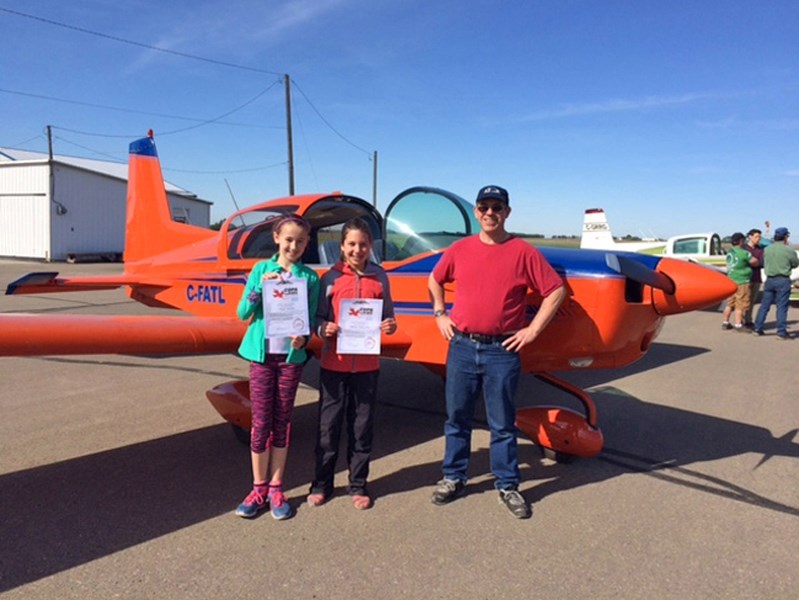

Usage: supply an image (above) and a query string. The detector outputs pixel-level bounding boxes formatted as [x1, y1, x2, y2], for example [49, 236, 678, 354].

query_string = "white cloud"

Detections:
[519, 93, 715, 123]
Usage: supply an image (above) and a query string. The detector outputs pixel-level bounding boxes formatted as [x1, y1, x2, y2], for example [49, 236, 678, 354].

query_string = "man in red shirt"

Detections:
[428, 185, 565, 519]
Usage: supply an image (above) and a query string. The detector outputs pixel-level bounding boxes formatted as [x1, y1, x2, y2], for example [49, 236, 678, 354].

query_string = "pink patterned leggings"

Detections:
[249, 355, 303, 453]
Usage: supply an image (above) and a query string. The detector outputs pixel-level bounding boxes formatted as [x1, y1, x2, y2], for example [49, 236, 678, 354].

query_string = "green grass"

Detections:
[518, 236, 580, 249]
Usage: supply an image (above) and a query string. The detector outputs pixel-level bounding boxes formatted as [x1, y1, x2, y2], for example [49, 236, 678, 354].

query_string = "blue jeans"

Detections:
[442, 333, 521, 490]
[754, 276, 792, 336]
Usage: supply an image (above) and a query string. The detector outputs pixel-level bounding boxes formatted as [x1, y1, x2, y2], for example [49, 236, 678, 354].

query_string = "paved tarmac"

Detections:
[0, 259, 797, 599]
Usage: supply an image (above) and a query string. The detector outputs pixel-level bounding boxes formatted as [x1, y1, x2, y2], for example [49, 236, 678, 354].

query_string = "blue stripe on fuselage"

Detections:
[164, 247, 660, 291]
[384, 247, 661, 279]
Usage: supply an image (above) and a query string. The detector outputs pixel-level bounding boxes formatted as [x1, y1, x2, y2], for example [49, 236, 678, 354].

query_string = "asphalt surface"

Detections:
[0, 259, 797, 599]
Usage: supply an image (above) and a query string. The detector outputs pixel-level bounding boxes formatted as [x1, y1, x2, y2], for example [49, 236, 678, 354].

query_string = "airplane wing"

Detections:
[0, 314, 247, 356]
[0, 312, 415, 358]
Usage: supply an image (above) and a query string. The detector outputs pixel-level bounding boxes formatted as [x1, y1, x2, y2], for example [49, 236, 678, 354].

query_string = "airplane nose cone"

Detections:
[652, 258, 737, 315]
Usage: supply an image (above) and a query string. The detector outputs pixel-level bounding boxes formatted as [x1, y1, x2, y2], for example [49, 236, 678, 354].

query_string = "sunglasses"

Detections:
[476, 203, 506, 214]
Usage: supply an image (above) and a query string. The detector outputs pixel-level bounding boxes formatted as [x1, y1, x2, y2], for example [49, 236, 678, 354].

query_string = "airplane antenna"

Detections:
[224, 178, 246, 227]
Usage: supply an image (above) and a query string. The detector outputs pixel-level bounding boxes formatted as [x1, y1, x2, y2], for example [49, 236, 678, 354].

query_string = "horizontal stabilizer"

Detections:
[5, 272, 140, 295]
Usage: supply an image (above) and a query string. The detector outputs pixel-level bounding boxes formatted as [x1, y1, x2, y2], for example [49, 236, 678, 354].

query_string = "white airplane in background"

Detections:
[580, 208, 669, 253]
[580, 208, 799, 302]
[580, 208, 726, 268]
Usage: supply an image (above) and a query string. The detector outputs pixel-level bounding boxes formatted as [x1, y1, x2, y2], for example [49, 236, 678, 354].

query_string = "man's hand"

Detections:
[435, 314, 455, 341]
[502, 328, 537, 353]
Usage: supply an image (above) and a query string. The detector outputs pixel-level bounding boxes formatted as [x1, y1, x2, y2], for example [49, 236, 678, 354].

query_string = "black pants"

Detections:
[310, 368, 379, 496]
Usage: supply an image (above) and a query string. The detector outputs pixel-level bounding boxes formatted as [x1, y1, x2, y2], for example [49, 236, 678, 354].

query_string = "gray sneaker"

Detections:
[431, 478, 466, 505]
[498, 489, 532, 519]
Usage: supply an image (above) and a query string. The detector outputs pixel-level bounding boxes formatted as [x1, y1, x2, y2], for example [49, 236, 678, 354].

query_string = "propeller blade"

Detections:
[605, 253, 675, 294]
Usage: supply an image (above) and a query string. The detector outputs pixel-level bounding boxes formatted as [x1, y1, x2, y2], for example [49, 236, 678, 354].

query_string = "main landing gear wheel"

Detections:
[515, 372, 604, 462]
[540, 446, 575, 464]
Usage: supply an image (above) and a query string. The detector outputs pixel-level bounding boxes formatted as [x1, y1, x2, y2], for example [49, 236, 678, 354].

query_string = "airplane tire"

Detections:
[540, 446, 574, 464]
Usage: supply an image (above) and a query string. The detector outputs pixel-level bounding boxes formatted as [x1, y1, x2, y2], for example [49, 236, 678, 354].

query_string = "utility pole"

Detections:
[284, 74, 295, 195]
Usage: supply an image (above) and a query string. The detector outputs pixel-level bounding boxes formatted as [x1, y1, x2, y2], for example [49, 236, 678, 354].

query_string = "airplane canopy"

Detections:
[383, 187, 480, 261]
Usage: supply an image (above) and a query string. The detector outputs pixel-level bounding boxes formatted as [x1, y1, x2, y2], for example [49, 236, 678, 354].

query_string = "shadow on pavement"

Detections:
[2, 340, 798, 591]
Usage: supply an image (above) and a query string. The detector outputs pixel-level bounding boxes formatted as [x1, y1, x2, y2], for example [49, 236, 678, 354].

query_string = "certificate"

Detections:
[338, 298, 383, 355]
[263, 277, 310, 338]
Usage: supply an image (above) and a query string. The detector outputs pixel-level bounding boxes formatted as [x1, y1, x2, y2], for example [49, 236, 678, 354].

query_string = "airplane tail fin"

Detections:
[124, 134, 212, 264]
[580, 208, 616, 249]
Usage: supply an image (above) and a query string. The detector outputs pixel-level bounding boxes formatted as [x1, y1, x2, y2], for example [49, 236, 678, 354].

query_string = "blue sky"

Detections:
[2, 1, 797, 238]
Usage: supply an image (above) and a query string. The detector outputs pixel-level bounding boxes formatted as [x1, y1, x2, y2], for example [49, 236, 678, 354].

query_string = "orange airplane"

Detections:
[1, 133, 736, 460]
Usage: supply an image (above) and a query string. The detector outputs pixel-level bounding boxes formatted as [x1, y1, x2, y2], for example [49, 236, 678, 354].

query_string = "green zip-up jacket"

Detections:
[763, 242, 799, 277]
[237, 255, 320, 364]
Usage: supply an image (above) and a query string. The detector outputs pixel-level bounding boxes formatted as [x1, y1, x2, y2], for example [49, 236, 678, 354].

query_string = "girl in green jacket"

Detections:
[235, 214, 319, 520]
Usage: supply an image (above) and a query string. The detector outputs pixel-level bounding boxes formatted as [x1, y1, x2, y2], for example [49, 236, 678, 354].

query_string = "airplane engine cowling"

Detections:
[652, 257, 737, 315]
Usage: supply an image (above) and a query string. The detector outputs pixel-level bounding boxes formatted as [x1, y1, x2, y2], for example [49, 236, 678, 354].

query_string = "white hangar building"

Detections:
[0, 147, 212, 261]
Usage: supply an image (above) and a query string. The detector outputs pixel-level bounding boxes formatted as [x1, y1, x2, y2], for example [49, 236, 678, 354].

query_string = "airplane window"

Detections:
[241, 226, 278, 258]
[304, 197, 382, 265]
[224, 206, 298, 260]
[674, 238, 702, 255]
[221, 196, 381, 265]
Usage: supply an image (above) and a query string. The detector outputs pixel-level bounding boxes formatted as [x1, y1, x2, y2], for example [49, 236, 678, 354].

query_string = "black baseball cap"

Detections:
[475, 185, 509, 205]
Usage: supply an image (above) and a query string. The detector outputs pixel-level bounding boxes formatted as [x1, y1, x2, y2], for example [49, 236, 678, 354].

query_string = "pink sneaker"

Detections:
[235, 489, 267, 518]
[268, 486, 293, 520]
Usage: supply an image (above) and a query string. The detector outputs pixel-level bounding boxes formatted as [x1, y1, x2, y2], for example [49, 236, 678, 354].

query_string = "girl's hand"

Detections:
[290, 335, 308, 350]
[262, 272, 280, 281]
[381, 317, 397, 335]
[320, 320, 339, 338]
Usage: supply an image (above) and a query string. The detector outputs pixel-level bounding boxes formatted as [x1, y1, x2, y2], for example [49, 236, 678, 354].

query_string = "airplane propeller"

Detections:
[605, 253, 675, 294]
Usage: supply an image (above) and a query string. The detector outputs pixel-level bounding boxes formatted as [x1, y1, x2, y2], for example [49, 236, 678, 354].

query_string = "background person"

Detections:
[753, 227, 799, 340]
[743, 228, 764, 328]
[721, 232, 757, 332]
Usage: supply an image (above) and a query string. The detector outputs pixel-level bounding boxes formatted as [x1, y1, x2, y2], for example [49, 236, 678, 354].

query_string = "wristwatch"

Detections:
[433, 309, 447, 317]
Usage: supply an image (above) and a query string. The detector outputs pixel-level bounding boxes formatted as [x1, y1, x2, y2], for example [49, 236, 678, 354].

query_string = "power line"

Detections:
[291, 79, 373, 158]
[0, 7, 284, 76]
[165, 162, 288, 175]
[48, 80, 284, 138]
[52, 135, 126, 162]
[53, 133, 288, 176]
[156, 79, 283, 135]
[1, 7, 378, 181]
[0, 87, 283, 130]
[7, 133, 45, 149]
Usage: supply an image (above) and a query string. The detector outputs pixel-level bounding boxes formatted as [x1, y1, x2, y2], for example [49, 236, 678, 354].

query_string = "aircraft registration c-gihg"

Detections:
[1, 133, 737, 460]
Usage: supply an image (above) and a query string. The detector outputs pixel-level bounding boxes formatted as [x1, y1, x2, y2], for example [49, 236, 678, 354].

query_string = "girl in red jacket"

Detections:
[307, 217, 396, 510]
